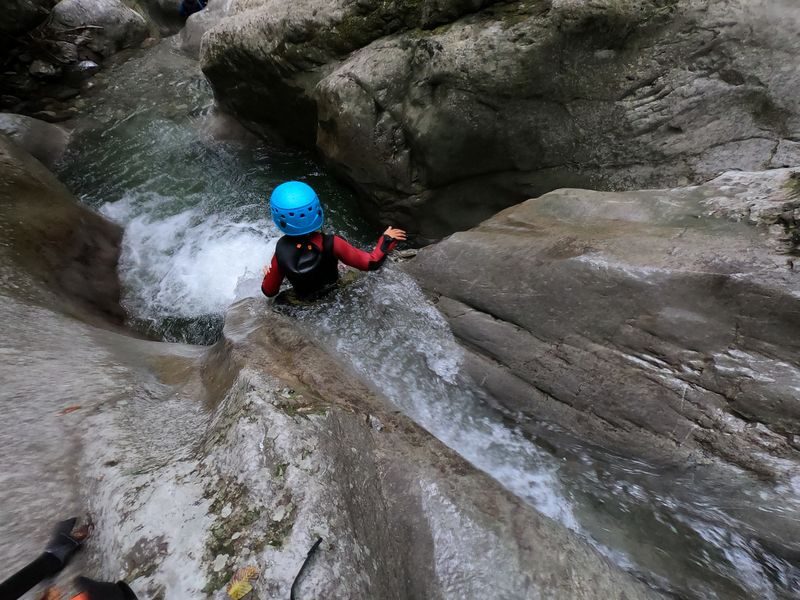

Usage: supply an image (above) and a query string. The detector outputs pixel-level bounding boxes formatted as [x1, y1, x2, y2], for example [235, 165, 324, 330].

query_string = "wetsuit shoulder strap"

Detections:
[322, 232, 334, 255]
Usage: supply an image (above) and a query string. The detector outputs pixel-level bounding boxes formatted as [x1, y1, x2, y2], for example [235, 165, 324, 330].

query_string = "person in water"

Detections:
[261, 181, 407, 299]
[178, 0, 206, 18]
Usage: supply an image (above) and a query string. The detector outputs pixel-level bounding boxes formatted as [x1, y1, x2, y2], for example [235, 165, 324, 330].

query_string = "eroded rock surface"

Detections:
[200, 0, 800, 238]
[406, 168, 800, 477]
[0, 284, 659, 599]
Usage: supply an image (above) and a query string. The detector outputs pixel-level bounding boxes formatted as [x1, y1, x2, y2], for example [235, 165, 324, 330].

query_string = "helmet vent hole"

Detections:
[317, 210, 321, 216]
[300, 213, 305, 218]
[289, 212, 294, 216]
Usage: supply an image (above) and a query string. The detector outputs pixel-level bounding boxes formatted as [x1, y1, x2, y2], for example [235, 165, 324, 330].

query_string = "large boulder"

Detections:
[0, 113, 70, 168]
[0, 133, 124, 323]
[406, 168, 800, 478]
[49, 0, 149, 56]
[200, 0, 496, 144]
[200, 0, 800, 239]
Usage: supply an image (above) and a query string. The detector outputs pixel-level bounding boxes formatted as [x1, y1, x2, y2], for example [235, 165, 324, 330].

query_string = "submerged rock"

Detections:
[0, 113, 70, 167]
[406, 168, 800, 477]
[200, 0, 800, 238]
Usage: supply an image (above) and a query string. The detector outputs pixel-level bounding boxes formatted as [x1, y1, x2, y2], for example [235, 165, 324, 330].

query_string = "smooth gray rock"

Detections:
[201, 0, 800, 239]
[0, 133, 123, 323]
[0, 113, 70, 168]
[50, 0, 149, 56]
[179, 298, 660, 599]
[406, 168, 800, 477]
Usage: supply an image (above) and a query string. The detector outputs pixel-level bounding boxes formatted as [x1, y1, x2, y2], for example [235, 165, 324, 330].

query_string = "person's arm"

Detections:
[0, 518, 88, 600]
[261, 254, 284, 297]
[333, 227, 406, 272]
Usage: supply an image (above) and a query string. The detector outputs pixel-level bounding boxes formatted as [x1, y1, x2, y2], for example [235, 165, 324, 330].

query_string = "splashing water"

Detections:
[60, 41, 369, 343]
[274, 268, 579, 528]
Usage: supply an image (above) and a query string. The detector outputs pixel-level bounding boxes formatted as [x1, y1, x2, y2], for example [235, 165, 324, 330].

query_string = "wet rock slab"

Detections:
[406, 168, 800, 478]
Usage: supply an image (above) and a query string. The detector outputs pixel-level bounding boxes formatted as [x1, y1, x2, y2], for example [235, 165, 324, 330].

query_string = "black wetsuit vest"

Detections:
[275, 233, 339, 298]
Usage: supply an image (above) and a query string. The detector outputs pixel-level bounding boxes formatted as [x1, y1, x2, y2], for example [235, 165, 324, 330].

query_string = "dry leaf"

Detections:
[227, 580, 253, 600]
[38, 587, 64, 600]
[227, 566, 259, 599]
[59, 405, 82, 415]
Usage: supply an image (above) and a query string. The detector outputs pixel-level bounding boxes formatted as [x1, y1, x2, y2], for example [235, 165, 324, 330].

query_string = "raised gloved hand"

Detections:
[0, 517, 93, 600]
[44, 518, 91, 571]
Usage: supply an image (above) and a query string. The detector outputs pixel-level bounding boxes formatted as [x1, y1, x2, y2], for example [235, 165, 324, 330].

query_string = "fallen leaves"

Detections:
[227, 566, 259, 599]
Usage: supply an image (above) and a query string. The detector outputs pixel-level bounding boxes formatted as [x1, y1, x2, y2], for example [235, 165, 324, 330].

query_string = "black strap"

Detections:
[290, 538, 322, 600]
[322, 233, 334, 255]
[74, 577, 139, 600]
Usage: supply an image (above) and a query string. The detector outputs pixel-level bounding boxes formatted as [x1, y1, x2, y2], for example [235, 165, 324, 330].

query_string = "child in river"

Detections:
[261, 181, 406, 299]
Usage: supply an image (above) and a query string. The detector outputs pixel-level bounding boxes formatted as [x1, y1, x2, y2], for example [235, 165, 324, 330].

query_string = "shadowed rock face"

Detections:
[0, 114, 70, 168]
[0, 133, 124, 324]
[2, 0, 54, 37]
[406, 168, 800, 477]
[200, 0, 800, 239]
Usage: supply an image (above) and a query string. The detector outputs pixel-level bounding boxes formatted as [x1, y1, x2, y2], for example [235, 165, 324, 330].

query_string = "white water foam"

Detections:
[101, 192, 277, 318]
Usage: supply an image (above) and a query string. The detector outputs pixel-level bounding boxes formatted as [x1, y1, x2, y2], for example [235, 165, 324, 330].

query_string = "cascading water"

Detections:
[55, 38, 800, 600]
[60, 42, 370, 344]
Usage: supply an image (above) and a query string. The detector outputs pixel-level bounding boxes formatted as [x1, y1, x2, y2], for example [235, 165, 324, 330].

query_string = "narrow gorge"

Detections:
[1, 0, 798, 599]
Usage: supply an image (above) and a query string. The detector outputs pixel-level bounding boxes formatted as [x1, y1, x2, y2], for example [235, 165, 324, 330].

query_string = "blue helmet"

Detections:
[269, 181, 324, 236]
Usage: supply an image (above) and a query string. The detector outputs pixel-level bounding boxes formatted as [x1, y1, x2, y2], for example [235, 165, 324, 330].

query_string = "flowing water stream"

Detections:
[54, 39, 800, 599]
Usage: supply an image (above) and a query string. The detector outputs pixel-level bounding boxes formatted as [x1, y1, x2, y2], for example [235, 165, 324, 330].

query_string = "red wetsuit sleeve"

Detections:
[261, 253, 284, 297]
[333, 235, 396, 271]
